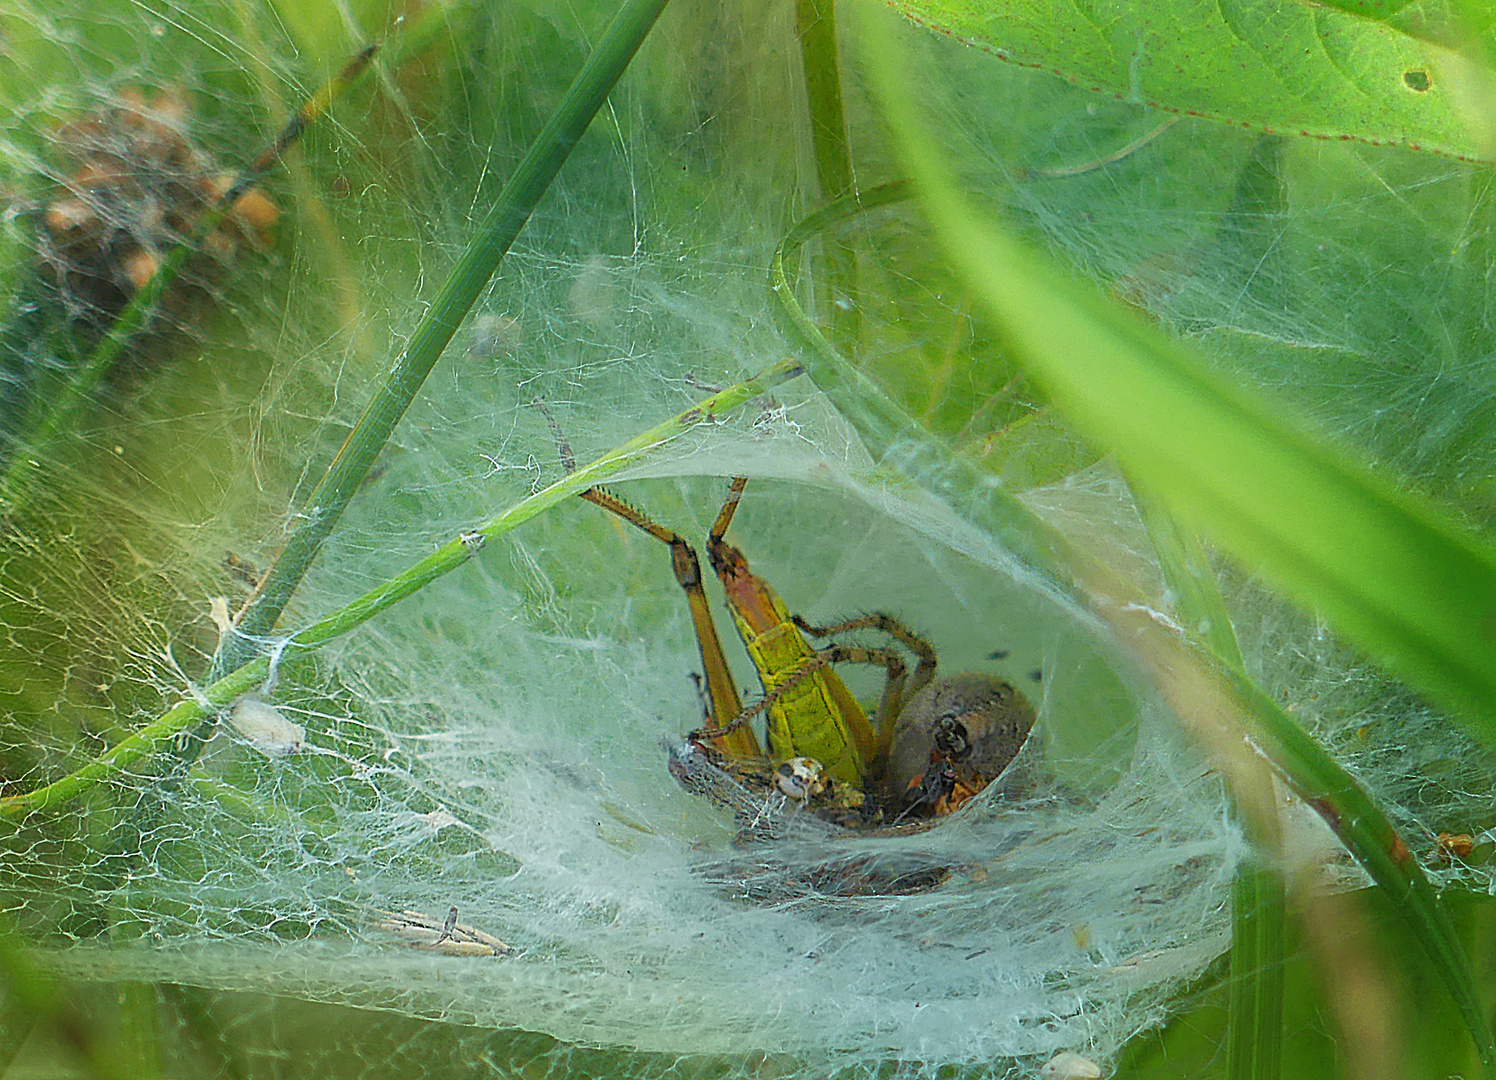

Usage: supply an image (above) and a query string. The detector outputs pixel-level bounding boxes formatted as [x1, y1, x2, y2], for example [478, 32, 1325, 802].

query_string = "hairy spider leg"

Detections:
[693, 641, 908, 748]
[705, 477, 880, 784]
[578, 486, 763, 760]
[793, 612, 938, 765]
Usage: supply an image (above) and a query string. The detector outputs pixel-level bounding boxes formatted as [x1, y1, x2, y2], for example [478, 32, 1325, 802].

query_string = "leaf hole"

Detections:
[1403, 69, 1432, 93]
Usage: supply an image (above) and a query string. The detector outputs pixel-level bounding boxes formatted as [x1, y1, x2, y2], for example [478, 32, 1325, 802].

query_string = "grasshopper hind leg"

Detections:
[535, 400, 758, 756]
[575, 485, 763, 760]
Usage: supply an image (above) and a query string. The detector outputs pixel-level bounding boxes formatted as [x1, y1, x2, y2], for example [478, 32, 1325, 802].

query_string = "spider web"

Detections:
[0, 0, 1492, 1076]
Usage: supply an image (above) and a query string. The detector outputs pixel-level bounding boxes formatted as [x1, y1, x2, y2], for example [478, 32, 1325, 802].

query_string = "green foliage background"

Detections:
[4, 0, 1496, 1076]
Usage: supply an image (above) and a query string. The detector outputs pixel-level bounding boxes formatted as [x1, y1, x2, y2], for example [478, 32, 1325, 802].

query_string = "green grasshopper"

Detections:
[576, 475, 1037, 827]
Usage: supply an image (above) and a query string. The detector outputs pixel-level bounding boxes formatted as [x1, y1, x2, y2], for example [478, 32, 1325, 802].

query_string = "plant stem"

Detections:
[794, 0, 859, 347]
[797, 0, 853, 202]
[1135, 485, 1284, 1080]
[1227, 863, 1286, 1080]
[220, 0, 675, 672]
[115, 982, 162, 1080]
[0, 357, 802, 821]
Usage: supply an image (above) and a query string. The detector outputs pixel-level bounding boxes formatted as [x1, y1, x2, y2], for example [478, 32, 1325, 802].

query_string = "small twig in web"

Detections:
[435, 905, 459, 945]
[532, 397, 576, 474]
[1025, 116, 1179, 180]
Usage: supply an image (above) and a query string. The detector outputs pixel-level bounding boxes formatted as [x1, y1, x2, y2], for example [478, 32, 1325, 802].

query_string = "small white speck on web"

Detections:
[417, 809, 462, 831]
[467, 312, 523, 360]
[229, 696, 305, 757]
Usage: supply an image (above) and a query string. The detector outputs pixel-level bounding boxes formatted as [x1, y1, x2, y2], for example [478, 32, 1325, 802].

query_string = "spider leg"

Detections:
[792, 613, 937, 695]
[793, 612, 937, 763]
[692, 643, 906, 776]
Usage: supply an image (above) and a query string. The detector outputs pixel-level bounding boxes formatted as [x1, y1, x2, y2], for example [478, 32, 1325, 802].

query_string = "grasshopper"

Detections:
[576, 475, 1037, 825]
[580, 479, 935, 789]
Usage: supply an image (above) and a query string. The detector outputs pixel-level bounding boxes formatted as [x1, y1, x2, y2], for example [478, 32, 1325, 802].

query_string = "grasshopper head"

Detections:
[775, 756, 829, 801]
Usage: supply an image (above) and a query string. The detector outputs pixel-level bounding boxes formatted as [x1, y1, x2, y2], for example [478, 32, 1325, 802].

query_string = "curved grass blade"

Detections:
[1229, 667, 1494, 1073]
[219, 0, 675, 672]
[769, 174, 1496, 1071]
[0, 358, 802, 821]
[770, 179, 1093, 594]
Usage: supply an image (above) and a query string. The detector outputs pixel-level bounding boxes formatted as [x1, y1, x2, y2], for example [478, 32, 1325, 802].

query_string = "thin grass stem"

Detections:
[0, 357, 802, 821]
[114, 982, 162, 1080]
[1135, 486, 1284, 1080]
[794, 0, 859, 347]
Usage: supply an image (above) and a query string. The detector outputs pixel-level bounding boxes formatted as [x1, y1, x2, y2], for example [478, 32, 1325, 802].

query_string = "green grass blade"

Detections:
[1136, 488, 1283, 1080]
[0, 359, 802, 821]
[1227, 862, 1286, 1080]
[114, 983, 162, 1080]
[221, 0, 675, 666]
[1230, 668, 1496, 1072]
[797, 0, 854, 202]
[795, 0, 861, 347]
[865, 15, 1496, 752]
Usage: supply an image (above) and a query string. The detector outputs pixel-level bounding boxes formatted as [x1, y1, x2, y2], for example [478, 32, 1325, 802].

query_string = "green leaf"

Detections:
[881, 0, 1485, 159]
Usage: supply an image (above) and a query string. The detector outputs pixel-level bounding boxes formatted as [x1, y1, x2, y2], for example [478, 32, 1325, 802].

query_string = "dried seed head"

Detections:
[34, 86, 279, 342]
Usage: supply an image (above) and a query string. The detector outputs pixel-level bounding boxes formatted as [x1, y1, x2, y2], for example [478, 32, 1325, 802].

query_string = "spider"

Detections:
[576, 475, 1038, 832]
